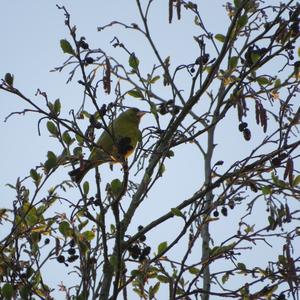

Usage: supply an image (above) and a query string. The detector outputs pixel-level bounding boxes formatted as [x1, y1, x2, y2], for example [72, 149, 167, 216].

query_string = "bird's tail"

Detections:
[68, 160, 94, 184]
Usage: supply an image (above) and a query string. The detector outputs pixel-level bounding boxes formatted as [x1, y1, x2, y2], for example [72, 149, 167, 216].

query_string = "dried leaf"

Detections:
[169, 0, 173, 23]
[176, 0, 181, 20]
[103, 58, 111, 94]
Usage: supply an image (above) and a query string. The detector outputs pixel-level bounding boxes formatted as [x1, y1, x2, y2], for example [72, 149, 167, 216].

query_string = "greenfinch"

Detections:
[69, 108, 145, 183]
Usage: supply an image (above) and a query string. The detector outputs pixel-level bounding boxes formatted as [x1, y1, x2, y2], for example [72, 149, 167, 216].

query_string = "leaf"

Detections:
[298, 47, 300, 58]
[229, 56, 238, 70]
[2, 283, 13, 299]
[129, 52, 139, 70]
[127, 89, 144, 99]
[215, 34, 225, 43]
[149, 75, 160, 84]
[158, 163, 165, 177]
[110, 179, 122, 197]
[222, 272, 230, 284]
[44, 151, 57, 172]
[157, 241, 168, 255]
[59, 221, 71, 237]
[83, 181, 89, 195]
[46, 121, 58, 136]
[237, 262, 246, 271]
[261, 185, 272, 195]
[62, 131, 73, 146]
[82, 230, 95, 241]
[293, 175, 300, 186]
[4, 73, 14, 86]
[149, 282, 160, 299]
[237, 14, 248, 28]
[257, 76, 270, 85]
[157, 275, 170, 283]
[60, 39, 75, 55]
[171, 207, 185, 218]
[54, 99, 61, 115]
[30, 169, 40, 182]
[250, 52, 260, 64]
[234, 0, 241, 7]
[189, 267, 200, 275]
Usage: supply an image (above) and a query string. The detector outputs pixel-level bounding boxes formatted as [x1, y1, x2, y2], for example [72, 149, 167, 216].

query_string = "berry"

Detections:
[68, 248, 76, 255]
[238, 122, 248, 132]
[221, 207, 228, 217]
[57, 255, 66, 263]
[213, 210, 219, 217]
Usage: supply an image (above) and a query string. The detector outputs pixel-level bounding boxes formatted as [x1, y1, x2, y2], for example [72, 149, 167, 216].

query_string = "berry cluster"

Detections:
[127, 226, 151, 262]
[238, 122, 251, 141]
[56, 239, 79, 266]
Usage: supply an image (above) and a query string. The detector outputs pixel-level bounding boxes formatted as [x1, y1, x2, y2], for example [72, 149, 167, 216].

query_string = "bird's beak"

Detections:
[137, 111, 147, 118]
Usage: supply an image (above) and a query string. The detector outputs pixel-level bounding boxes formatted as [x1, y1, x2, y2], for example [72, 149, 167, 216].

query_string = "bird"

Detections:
[69, 107, 145, 184]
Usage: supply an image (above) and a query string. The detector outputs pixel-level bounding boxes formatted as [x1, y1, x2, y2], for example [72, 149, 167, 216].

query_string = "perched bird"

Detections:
[69, 107, 145, 184]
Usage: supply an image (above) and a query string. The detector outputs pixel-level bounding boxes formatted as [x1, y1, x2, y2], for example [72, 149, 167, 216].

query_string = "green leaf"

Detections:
[83, 181, 89, 195]
[237, 262, 246, 271]
[157, 241, 168, 255]
[127, 89, 144, 99]
[229, 56, 238, 70]
[171, 207, 185, 218]
[60, 39, 75, 55]
[261, 185, 272, 195]
[237, 14, 248, 28]
[149, 75, 160, 84]
[59, 221, 71, 237]
[82, 230, 95, 241]
[257, 76, 270, 85]
[110, 179, 122, 197]
[78, 219, 89, 231]
[298, 47, 300, 58]
[157, 275, 170, 283]
[189, 267, 200, 275]
[250, 52, 260, 64]
[62, 131, 73, 146]
[73, 147, 83, 156]
[158, 163, 165, 177]
[234, 0, 241, 7]
[44, 151, 57, 172]
[54, 99, 61, 115]
[293, 175, 300, 186]
[47, 121, 58, 136]
[2, 283, 13, 299]
[274, 78, 281, 88]
[30, 169, 39, 182]
[222, 272, 230, 284]
[4, 73, 14, 86]
[149, 282, 160, 299]
[215, 34, 225, 43]
[129, 52, 139, 70]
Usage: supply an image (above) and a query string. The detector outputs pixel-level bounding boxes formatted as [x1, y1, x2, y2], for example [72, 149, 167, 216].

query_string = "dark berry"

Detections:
[142, 246, 151, 256]
[243, 128, 251, 141]
[138, 225, 144, 231]
[271, 157, 281, 168]
[238, 122, 248, 132]
[190, 67, 195, 73]
[69, 239, 75, 248]
[44, 238, 50, 245]
[228, 200, 235, 210]
[221, 207, 228, 217]
[57, 255, 66, 263]
[139, 235, 146, 242]
[85, 57, 94, 65]
[68, 248, 76, 255]
[213, 210, 219, 217]
[67, 255, 79, 263]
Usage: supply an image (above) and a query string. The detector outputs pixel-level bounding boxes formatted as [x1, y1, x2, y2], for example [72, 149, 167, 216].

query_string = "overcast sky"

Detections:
[1, 1, 297, 299]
